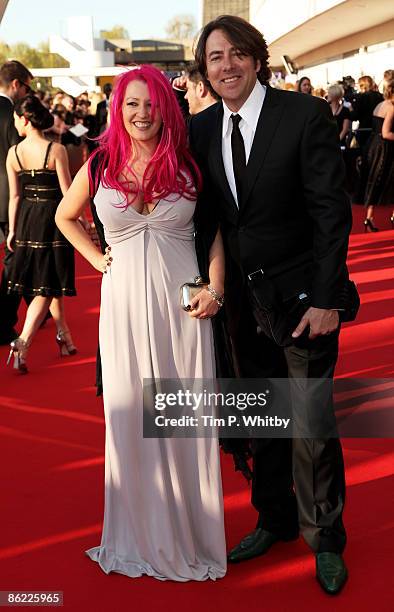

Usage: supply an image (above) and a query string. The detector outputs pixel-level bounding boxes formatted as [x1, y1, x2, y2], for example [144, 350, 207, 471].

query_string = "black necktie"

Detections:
[231, 114, 246, 204]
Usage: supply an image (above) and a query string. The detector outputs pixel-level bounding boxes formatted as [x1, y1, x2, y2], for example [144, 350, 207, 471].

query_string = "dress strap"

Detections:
[43, 141, 53, 169]
[14, 144, 24, 170]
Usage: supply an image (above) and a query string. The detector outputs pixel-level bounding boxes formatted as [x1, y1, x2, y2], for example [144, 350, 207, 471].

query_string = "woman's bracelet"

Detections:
[207, 285, 224, 308]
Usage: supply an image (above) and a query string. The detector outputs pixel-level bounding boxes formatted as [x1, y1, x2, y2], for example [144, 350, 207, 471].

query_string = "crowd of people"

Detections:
[37, 85, 112, 174]
[282, 71, 394, 229]
[33, 86, 110, 142]
[0, 13, 393, 596]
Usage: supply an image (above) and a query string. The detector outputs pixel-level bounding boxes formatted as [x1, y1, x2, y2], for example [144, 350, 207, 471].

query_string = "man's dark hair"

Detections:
[186, 63, 220, 100]
[103, 82, 112, 98]
[194, 15, 271, 86]
[186, 64, 204, 85]
[0, 60, 33, 88]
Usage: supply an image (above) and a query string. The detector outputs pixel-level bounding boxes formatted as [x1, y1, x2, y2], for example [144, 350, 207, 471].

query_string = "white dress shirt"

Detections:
[222, 80, 266, 207]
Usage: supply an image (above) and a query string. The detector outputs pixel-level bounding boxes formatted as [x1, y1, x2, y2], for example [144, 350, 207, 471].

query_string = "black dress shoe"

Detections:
[228, 529, 280, 563]
[316, 552, 348, 594]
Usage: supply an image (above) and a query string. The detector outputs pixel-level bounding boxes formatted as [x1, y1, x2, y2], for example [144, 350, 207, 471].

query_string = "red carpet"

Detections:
[1, 205, 393, 611]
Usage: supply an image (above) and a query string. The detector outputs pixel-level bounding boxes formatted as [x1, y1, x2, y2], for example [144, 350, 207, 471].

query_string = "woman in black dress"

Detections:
[363, 79, 394, 231]
[351, 76, 383, 149]
[6, 95, 77, 373]
[327, 83, 351, 145]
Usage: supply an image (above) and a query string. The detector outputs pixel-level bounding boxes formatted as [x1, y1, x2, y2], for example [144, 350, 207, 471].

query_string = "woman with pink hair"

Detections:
[55, 65, 226, 581]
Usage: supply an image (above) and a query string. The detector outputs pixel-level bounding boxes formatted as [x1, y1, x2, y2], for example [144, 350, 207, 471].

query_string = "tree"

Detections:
[0, 41, 11, 65]
[165, 14, 197, 40]
[0, 40, 68, 69]
[37, 41, 69, 68]
[100, 25, 129, 40]
[0, 39, 69, 92]
[10, 43, 43, 68]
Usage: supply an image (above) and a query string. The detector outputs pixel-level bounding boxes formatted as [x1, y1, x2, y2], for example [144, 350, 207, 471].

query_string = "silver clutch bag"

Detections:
[180, 276, 208, 311]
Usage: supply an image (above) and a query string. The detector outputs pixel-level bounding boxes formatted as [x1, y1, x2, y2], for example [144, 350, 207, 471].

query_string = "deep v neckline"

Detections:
[128, 199, 161, 217]
[105, 168, 161, 217]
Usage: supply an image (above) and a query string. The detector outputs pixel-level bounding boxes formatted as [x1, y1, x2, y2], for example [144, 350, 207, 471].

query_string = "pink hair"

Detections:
[88, 65, 201, 205]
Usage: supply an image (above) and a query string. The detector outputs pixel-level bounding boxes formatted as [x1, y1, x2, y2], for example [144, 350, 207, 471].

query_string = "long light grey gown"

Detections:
[86, 180, 227, 582]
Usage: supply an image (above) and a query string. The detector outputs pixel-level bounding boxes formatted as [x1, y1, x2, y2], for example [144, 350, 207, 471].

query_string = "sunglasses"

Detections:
[18, 80, 33, 94]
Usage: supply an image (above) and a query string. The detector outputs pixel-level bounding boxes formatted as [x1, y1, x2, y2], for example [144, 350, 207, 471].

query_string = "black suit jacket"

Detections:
[350, 90, 383, 130]
[0, 96, 20, 223]
[95, 99, 108, 136]
[189, 86, 352, 328]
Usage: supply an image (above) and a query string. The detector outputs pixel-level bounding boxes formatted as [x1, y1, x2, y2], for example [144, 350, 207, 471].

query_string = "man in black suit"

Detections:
[95, 83, 112, 136]
[189, 16, 352, 594]
[0, 60, 33, 344]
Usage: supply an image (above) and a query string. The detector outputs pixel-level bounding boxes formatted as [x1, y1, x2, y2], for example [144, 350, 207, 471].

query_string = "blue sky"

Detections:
[0, 0, 201, 46]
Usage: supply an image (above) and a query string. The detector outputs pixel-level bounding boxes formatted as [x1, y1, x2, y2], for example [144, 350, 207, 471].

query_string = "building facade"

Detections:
[203, 0, 249, 25]
[250, 0, 394, 88]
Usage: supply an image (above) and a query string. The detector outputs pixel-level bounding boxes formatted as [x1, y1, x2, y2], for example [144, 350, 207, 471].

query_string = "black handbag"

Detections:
[247, 255, 359, 347]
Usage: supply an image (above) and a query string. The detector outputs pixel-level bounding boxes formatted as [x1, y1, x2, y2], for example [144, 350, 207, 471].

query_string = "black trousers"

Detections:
[0, 221, 23, 342]
[232, 297, 346, 554]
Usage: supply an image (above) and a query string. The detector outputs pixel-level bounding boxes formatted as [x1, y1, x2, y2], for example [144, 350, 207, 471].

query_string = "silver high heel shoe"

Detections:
[6, 338, 29, 374]
[56, 330, 77, 356]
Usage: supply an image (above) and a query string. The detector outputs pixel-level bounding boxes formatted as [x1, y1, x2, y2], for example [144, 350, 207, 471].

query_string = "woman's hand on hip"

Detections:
[93, 246, 112, 274]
